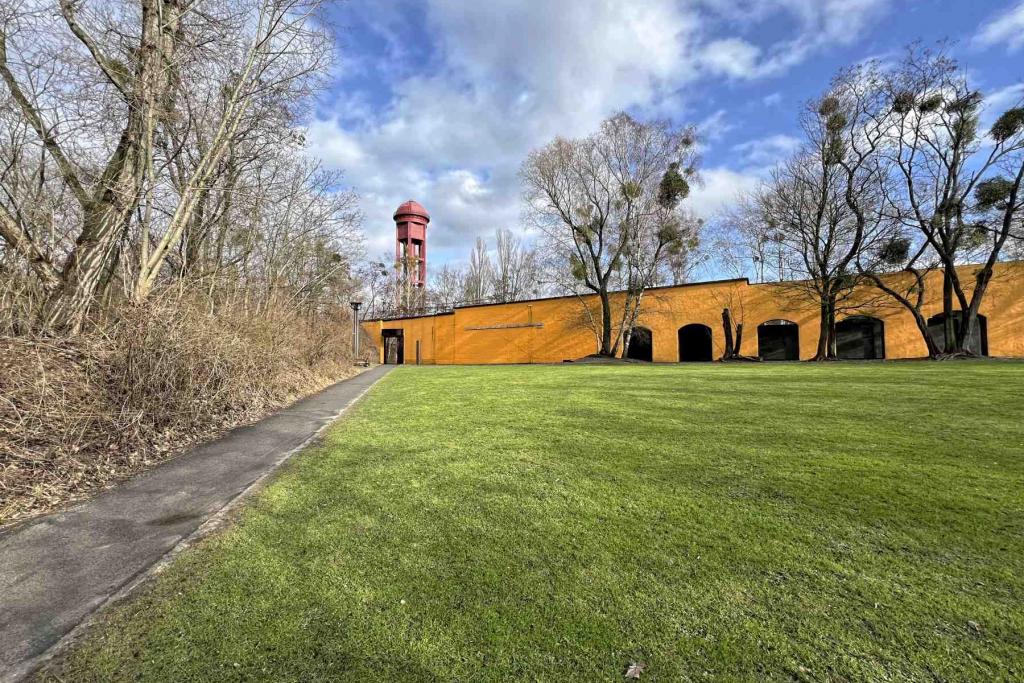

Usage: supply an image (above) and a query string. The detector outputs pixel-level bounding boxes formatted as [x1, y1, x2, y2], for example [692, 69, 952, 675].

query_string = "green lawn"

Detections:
[47, 363, 1024, 682]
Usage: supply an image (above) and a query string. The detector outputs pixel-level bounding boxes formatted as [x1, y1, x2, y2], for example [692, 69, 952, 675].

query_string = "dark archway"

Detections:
[678, 324, 713, 362]
[836, 315, 885, 360]
[927, 312, 988, 355]
[625, 326, 653, 362]
[757, 319, 799, 361]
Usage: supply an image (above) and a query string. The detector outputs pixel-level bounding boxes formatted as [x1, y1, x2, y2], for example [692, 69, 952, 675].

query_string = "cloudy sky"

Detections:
[309, 0, 1024, 273]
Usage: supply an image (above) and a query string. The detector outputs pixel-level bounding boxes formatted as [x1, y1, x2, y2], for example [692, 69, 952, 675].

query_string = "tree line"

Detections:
[0, 0, 362, 336]
[5, 6, 1019, 368]
[719, 46, 1024, 359]
[523, 47, 1023, 360]
[361, 228, 545, 319]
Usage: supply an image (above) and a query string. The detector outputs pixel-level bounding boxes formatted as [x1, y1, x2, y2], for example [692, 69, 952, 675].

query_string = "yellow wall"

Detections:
[363, 262, 1024, 364]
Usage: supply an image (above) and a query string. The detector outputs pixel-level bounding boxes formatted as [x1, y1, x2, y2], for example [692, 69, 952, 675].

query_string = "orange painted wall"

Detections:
[363, 262, 1024, 364]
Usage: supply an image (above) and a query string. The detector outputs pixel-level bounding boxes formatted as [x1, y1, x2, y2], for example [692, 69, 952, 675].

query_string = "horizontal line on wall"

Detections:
[464, 322, 545, 331]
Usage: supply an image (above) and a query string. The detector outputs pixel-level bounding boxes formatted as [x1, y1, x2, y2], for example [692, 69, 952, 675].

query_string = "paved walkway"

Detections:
[0, 366, 392, 681]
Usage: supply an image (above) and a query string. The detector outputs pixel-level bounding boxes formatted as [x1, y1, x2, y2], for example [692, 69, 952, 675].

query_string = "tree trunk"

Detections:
[41, 183, 139, 333]
[913, 309, 942, 358]
[599, 288, 614, 356]
[814, 297, 831, 360]
[864, 269, 943, 359]
[961, 268, 993, 356]
[182, 191, 209, 276]
[37, 0, 182, 334]
[941, 268, 956, 354]
[827, 296, 837, 358]
[958, 163, 1023, 356]
[722, 308, 735, 358]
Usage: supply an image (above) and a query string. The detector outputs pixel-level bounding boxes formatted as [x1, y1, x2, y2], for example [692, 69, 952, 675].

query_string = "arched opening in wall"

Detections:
[835, 316, 885, 360]
[625, 326, 653, 362]
[757, 320, 799, 361]
[927, 312, 988, 356]
[678, 324, 713, 362]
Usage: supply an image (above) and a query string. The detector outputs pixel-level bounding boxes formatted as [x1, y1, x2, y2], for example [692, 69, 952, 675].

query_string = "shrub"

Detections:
[0, 294, 357, 526]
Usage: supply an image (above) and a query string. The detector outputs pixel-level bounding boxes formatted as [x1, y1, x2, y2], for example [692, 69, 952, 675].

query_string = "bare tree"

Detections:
[522, 113, 699, 356]
[868, 46, 1024, 355]
[0, 0, 189, 332]
[490, 228, 541, 303]
[358, 255, 398, 319]
[708, 206, 774, 284]
[429, 263, 465, 310]
[0, 0, 334, 333]
[463, 236, 493, 303]
[743, 66, 895, 360]
[660, 210, 703, 286]
[134, 0, 332, 301]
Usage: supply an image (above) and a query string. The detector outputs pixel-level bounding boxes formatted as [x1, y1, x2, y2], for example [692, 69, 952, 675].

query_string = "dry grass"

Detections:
[0, 296, 361, 526]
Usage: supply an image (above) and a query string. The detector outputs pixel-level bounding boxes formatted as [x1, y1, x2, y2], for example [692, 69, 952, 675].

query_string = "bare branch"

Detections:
[58, 0, 130, 97]
[0, 29, 89, 208]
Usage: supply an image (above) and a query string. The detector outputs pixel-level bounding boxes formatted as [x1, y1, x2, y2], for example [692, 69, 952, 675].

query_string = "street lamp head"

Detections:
[349, 301, 363, 310]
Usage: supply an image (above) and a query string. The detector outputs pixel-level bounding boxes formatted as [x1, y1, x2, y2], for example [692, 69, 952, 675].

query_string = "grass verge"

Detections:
[44, 362, 1024, 681]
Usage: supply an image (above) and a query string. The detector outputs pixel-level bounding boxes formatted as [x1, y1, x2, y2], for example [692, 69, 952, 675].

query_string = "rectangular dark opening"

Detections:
[382, 329, 404, 364]
[758, 323, 799, 361]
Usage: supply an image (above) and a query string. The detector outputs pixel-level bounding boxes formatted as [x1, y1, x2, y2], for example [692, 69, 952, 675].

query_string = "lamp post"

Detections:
[349, 301, 363, 360]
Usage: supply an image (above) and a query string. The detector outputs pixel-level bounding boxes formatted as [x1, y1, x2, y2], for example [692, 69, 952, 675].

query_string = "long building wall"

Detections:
[362, 262, 1024, 364]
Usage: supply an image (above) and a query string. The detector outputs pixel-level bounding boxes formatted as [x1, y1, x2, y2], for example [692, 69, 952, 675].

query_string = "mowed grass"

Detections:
[47, 363, 1024, 682]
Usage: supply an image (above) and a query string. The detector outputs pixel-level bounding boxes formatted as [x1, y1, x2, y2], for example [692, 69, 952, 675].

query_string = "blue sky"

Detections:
[307, 0, 1024, 272]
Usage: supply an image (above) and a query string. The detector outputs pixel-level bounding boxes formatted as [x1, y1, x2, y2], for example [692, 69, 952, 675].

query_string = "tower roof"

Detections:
[393, 200, 430, 222]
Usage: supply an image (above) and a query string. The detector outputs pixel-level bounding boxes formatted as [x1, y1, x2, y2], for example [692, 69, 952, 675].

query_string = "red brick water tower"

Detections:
[394, 200, 429, 306]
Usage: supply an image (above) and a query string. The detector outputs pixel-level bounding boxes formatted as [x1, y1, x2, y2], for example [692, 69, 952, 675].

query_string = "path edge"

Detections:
[10, 366, 392, 683]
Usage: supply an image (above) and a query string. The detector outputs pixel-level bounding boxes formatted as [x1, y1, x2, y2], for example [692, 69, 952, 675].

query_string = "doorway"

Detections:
[382, 329, 404, 364]
[927, 312, 988, 355]
[625, 327, 653, 362]
[678, 324, 713, 362]
[835, 316, 885, 359]
[757, 320, 799, 361]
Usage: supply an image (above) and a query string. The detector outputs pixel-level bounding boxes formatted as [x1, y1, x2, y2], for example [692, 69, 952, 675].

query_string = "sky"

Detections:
[308, 0, 1024, 275]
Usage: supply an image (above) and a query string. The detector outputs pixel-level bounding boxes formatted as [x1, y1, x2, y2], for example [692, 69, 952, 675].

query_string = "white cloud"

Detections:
[697, 109, 735, 143]
[974, 1, 1024, 52]
[985, 83, 1024, 120]
[310, 0, 701, 264]
[689, 167, 764, 219]
[307, 121, 364, 167]
[701, 38, 763, 79]
[690, 132, 803, 219]
[697, 0, 892, 80]
[309, 0, 893, 267]
[732, 134, 802, 166]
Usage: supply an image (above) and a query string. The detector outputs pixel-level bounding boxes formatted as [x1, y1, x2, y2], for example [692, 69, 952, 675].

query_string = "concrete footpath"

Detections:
[0, 365, 393, 681]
